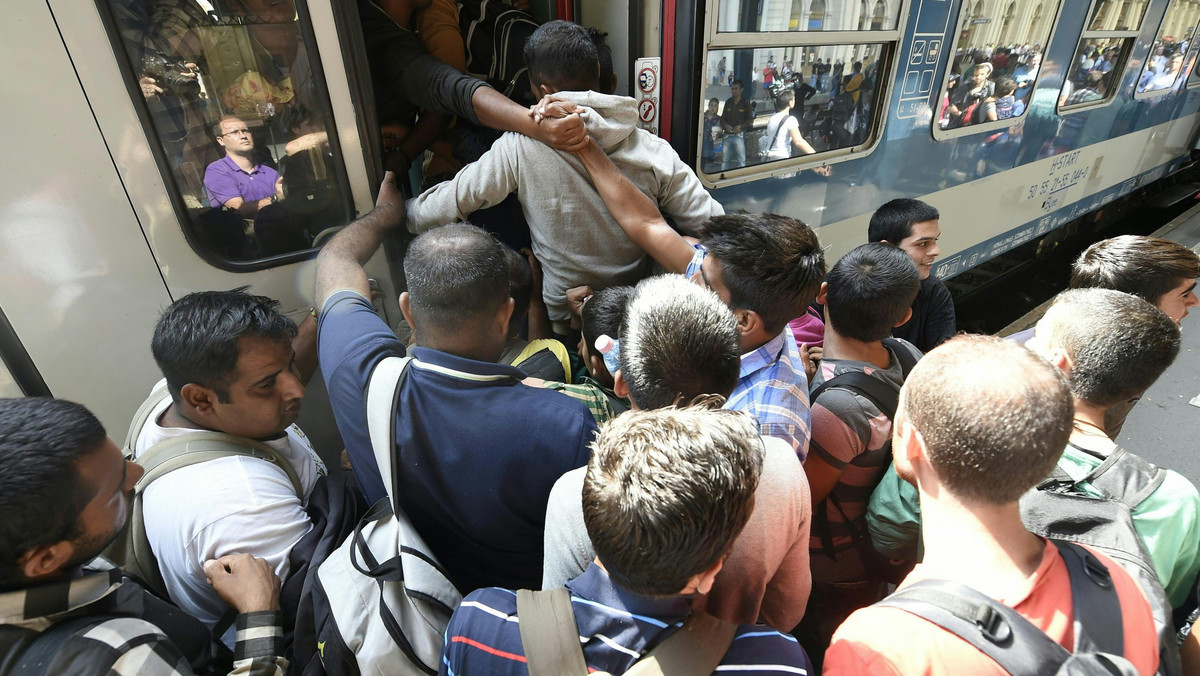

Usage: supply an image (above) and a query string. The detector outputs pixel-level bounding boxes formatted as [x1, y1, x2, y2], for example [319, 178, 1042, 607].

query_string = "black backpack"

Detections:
[809, 338, 919, 584]
[876, 540, 1141, 675]
[1020, 444, 1183, 676]
[459, 0, 539, 107]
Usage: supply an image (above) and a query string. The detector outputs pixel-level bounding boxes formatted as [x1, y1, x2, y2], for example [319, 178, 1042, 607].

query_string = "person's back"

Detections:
[443, 407, 812, 675]
[825, 336, 1160, 675]
[405, 21, 720, 324]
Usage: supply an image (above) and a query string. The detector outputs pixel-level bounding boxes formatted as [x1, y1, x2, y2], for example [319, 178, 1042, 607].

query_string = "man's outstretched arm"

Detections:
[314, 171, 405, 309]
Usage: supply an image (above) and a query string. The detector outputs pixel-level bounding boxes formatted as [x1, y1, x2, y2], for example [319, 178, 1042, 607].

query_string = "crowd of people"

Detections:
[6, 12, 1200, 676]
[940, 46, 1041, 130]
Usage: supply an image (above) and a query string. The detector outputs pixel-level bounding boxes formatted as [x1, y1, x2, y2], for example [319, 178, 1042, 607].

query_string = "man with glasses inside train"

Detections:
[204, 116, 284, 219]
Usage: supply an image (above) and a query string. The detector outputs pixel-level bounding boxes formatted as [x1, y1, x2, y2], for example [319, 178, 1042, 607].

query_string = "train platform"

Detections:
[1099, 202, 1200, 487]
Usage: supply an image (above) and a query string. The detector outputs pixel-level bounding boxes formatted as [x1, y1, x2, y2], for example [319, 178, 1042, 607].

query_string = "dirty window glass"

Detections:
[717, 0, 901, 32]
[1088, 0, 1147, 31]
[1137, 1, 1200, 94]
[101, 0, 352, 262]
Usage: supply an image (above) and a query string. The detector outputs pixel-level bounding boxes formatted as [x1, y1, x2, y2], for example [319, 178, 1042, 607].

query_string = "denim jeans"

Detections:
[723, 132, 746, 170]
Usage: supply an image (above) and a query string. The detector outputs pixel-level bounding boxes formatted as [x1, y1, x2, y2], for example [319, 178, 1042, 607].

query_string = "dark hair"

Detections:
[404, 224, 510, 333]
[0, 398, 107, 589]
[582, 406, 761, 595]
[152, 289, 298, 403]
[826, 243, 921, 342]
[773, 88, 796, 112]
[212, 115, 242, 139]
[732, 79, 745, 88]
[994, 75, 1017, 97]
[582, 286, 634, 363]
[868, 198, 941, 244]
[699, 213, 826, 334]
[503, 246, 533, 325]
[587, 27, 615, 93]
[708, 97, 720, 106]
[1070, 235, 1200, 305]
[901, 335, 1073, 504]
[620, 276, 740, 409]
[1041, 289, 1181, 407]
[524, 20, 600, 91]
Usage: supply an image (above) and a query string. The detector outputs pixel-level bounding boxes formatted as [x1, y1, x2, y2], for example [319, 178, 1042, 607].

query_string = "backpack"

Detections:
[515, 588, 737, 676]
[459, 0, 539, 107]
[309, 356, 462, 675]
[876, 540, 1141, 675]
[1020, 444, 1183, 676]
[808, 338, 919, 584]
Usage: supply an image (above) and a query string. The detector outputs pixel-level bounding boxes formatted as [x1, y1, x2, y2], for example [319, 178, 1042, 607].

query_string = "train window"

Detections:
[1058, 0, 1146, 111]
[933, 0, 1061, 138]
[99, 0, 353, 265]
[716, 0, 901, 32]
[701, 2, 906, 182]
[1136, 1, 1200, 96]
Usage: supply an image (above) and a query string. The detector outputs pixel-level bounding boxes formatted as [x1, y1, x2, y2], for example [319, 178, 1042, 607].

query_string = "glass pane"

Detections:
[1137, 2, 1200, 93]
[104, 0, 351, 261]
[717, 0, 900, 32]
[700, 45, 886, 173]
[1060, 38, 1128, 106]
[1089, 0, 1146, 31]
[935, 0, 1052, 130]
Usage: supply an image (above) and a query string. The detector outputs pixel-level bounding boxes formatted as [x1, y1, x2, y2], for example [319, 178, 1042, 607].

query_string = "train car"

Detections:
[5, 0, 1200, 449]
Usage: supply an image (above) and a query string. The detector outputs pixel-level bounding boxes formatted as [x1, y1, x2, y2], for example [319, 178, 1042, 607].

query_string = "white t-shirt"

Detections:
[132, 380, 325, 640]
[765, 110, 799, 159]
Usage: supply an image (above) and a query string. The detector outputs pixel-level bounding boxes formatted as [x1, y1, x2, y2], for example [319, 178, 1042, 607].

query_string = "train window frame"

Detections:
[698, 0, 910, 188]
[1135, 0, 1200, 99]
[1056, 0, 1146, 114]
[92, 0, 357, 273]
[930, 0, 1067, 142]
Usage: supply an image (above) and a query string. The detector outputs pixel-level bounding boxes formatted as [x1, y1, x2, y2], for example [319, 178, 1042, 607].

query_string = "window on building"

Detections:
[1137, 0, 1200, 96]
[98, 0, 353, 265]
[934, 0, 1061, 136]
[1059, 0, 1147, 110]
[702, 1, 903, 181]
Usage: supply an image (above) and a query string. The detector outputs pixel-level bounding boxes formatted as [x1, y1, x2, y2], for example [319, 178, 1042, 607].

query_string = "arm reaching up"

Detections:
[314, 171, 405, 308]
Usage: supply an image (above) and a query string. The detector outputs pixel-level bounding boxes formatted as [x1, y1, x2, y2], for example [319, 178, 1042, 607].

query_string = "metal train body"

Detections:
[4, 0, 1200, 446]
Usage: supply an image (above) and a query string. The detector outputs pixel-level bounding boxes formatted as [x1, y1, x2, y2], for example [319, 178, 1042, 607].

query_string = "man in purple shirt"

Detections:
[204, 116, 283, 217]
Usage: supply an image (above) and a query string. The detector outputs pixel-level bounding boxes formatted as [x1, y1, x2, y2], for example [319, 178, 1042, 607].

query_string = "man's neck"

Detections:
[226, 150, 256, 173]
[160, 402, 206, 432]
[822, 329, 890, 368]
[1069, 398, 1110, 443]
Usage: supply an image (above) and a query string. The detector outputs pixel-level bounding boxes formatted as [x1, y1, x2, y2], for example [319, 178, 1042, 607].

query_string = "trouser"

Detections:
[723, 133, 746, 170]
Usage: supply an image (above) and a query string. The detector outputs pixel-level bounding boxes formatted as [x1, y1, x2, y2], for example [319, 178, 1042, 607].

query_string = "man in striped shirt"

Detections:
[0, 398, 286, 676]
[441, 406, 813, 675]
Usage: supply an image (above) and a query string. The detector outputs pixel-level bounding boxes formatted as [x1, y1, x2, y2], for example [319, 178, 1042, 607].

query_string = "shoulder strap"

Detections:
[13, 614, 116, 675]
[122, 382, 171, 458]
[515, 589, 589, 676]
[881, 338, 920, 378]
[1084, 446, 1168, 510]
[364, 355, 413, 504]
[1052, 540, 1125, 655]
[623, 612, 738, 676]
[135, 432, 303, 498]
[810, 371, 902, 421]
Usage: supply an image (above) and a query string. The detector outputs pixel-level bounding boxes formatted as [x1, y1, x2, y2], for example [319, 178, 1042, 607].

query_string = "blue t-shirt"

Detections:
[318, 291, 598, 593]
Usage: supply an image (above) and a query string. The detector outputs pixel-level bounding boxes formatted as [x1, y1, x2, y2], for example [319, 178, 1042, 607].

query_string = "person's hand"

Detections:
[529, 96, 589, 152]
[139, 76, 163, 100]
[520, 247, 545, 298]
[373, 171, 405, 224]
[565, 285, 594, 329]
[204, 554, 281, 614]
[813, 165, 832, 177]
[799, 343, 822, 383]
[274, 175, 285, 200]
[530, 95, 582, 122]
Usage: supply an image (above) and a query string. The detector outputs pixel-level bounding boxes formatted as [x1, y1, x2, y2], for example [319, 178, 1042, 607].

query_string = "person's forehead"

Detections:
[904, 220, 941, 241]
[230, 337, 292, 383]
[75, 438, 124, 497]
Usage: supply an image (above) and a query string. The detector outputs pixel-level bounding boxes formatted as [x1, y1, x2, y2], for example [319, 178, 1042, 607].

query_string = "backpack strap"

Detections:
[121, 381, 171, 458]
[515, 589, 589, 676]
[623, 612, 738, 676]
[1053, 540, 1125, 656]
[1081, 445, 1167, 510]
[881, 338, 920, 378]
[364, 355, 413, 504]
[809, 372, 901, 421]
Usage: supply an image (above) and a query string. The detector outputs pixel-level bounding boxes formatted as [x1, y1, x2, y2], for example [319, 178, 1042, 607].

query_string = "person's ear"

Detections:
[816, 281, 829, 305]
[612, 369, 630, 399]
[181, 383, 219, 417]
[495, 298, 516, 336]
[1046, 346, 1072, 376]
[587, 353, 604, 380]
[399, 292, 416, 331]
[736, 309, 763, 339]
[18, 541, 75, 582]
[681, 558, 725, 595]
[894, 307, 914, 328]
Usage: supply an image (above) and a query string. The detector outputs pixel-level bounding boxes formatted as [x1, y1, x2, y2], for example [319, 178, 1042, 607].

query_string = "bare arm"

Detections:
[573, 140, 695, 274]
[522, 248, 554, 340]
[291, 313, 318, 385]
[314, 172, 404, 308]
[473, 86, 589, 152]
[789, 127, 817, 155]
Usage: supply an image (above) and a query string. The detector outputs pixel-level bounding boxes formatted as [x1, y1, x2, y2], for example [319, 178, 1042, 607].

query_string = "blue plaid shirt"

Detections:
[727, 326, 812, 461]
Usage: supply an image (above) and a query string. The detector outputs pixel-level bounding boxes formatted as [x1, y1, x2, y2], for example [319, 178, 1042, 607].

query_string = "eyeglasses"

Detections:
[219, 128, 252, 137]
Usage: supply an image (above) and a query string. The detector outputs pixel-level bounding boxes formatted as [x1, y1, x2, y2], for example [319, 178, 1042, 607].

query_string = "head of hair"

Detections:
[698, 213, 826, 333]
[995, 75, 1017, 97]
[404, 224, 510, 335]
[901, 335, 1073, 504]
[1041, 289, 1181, 407]
[826, 243, 921, 342]
[619, 275, 740, 409]
[853, 61, 863, 72]
[773, 88, 796, 111]
[1070, 235, 1200, 304]
[503, 246, 533, 325]
[586, 27, 615, 93]
[582, 286, 634, 360]
[523, 20, 600, 91]
[0, 398, 107, 589]
[151, 289, 298, 403]
[708, 97, 720, 106]
[212, 115, 243, 139]
[582, 406, 761, 595]
[732, 79, 745, 89]
[868, 198, 941, 244]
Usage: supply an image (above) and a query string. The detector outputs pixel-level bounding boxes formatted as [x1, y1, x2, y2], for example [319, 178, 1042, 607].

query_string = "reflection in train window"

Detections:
[717, 0, 901, 32]
[1059, 0, 1142, 111]
[1088, 0, 1148, 31]
[935, 0, 1059, 133]
[701, 45, 886, 174]
[100, 0, 352, 262]
[1136, 1, 1200, 96]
